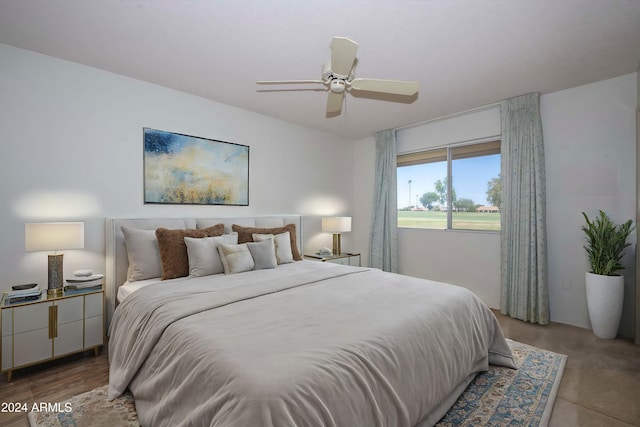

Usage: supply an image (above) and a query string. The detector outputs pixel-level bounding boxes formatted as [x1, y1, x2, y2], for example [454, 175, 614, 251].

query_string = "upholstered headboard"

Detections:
[105, 215, 303, 324]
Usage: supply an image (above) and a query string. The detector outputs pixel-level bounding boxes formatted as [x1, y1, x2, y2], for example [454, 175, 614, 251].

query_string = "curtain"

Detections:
[500, 93, 549, 325]
[369, 129, 398, 272]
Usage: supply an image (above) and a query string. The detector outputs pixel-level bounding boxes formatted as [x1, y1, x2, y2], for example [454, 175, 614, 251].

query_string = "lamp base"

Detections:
[47, 254, 64, 296]
[47, 288, 63, 296]
[332, 233, 342, 255]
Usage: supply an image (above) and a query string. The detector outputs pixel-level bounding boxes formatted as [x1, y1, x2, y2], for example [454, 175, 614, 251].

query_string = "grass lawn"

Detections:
[398, 210, 501, 231]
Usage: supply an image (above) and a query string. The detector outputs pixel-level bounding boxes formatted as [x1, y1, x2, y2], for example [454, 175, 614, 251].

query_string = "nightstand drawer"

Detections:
[55, 320, 83, 356]
[13, 302, 51, 334]
[56, 297, 83, 324]
[84, 315, 103, 348]
[14, 328, 51, 367]
[1, 310, 10, 337]
[2, 336, 11, 370]
[85, 293, 103, 318]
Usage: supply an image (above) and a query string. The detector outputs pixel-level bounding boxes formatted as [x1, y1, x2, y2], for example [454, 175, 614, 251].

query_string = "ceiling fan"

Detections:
[257, 37, 419, 115]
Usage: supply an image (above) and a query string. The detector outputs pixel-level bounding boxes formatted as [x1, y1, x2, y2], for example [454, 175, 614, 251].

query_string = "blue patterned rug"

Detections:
[436, 339, 567, 426]
[29, 340, 566, 427]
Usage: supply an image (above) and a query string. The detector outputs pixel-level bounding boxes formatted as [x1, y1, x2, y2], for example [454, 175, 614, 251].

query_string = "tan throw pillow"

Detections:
[232, 223, 302, 261]
[156, 224, 224, 280]
[217, 243, 255, 274]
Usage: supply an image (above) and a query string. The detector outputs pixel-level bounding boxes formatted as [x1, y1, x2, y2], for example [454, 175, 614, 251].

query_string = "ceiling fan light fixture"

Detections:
[329, 79, 346, 93]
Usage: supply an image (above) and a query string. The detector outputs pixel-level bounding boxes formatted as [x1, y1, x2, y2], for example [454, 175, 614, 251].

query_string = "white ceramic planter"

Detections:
[585, 272, 624, 339]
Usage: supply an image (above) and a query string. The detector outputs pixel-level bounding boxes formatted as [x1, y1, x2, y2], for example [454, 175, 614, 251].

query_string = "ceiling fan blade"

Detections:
[330, 37, 358, 77]
[351, 78, 419, 96]
[257, 88, 328, 93]
[257, 80, 325, 84]
[326, 91, 344, 114]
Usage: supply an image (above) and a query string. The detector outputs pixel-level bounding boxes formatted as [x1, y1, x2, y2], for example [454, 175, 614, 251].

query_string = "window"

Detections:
[397, 140, 501, 231]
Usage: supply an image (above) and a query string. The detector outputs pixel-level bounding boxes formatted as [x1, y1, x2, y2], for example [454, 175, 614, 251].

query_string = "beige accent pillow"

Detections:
[156, 224, 224, 280]
[232, 223, 302, 260]
[217, 243, 255, 274]
[253, 232, 294, 264]
[184, 233, 238, 277]
[121, 227, 162, 282]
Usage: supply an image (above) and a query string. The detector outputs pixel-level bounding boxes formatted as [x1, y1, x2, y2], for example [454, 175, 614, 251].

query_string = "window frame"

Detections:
[397, 138, 501, 232]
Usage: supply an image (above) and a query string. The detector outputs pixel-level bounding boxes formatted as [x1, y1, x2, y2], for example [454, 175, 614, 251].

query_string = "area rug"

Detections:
[28, 340, 566, 427]
[435, 340, 567, 426]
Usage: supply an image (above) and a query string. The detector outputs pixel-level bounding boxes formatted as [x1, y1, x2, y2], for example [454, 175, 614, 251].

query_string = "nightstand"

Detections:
[0, 285, 104, 382]
[305, 252, 361, 266]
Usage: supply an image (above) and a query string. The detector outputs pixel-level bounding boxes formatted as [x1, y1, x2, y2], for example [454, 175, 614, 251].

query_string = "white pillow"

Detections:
[121, 227, 162, 282]
[252, 231, 294, 264]
[185, 233, 238, 277]
[247, 239, 278, 270]
[217, 243, 255, 274]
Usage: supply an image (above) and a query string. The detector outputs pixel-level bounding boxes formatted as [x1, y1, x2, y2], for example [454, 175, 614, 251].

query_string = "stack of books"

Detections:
[65, 274, 103, 290]
[6, 288, 42, 303]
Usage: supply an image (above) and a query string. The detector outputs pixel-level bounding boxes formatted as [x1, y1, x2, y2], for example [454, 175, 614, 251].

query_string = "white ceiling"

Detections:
[1, 0, 639, 141]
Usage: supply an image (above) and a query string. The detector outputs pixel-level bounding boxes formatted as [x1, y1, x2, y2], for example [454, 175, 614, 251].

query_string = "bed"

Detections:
[106, 216, 515, 427]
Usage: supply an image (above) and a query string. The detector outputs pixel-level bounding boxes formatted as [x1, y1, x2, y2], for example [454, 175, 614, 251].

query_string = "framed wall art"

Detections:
[143, 128, 249, 206]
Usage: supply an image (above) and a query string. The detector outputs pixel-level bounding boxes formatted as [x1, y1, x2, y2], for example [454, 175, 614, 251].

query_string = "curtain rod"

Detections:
[395, 101, 501, 132]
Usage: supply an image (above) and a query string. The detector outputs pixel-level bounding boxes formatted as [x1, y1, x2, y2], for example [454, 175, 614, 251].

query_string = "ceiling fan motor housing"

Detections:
[329, 79, 346, 93]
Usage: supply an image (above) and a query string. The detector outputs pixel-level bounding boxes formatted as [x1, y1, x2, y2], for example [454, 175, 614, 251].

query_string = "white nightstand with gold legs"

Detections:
[0, 285, 104, 382]
[304, 252, 361, 266]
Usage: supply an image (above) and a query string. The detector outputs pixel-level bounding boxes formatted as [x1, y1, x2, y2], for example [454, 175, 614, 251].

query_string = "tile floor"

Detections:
[495, 311, 640, 426]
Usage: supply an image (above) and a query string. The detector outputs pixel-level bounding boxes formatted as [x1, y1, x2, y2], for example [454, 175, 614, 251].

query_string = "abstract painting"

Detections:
[143, 128, 249, 205]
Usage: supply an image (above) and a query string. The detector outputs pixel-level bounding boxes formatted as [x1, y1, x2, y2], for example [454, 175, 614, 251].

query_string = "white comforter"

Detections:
[109, 261, 515, 427]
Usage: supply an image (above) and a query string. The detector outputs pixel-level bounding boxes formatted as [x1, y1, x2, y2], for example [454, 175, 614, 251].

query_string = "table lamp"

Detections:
[25, 222, 85, 296]
[322, 217, 351, 255]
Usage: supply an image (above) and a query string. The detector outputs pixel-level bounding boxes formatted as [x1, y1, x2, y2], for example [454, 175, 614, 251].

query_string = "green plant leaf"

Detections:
[581, 210, 635, 276]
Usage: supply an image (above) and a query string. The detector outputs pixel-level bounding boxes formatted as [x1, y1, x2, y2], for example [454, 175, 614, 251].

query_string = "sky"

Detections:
[397, 154, 500, 209]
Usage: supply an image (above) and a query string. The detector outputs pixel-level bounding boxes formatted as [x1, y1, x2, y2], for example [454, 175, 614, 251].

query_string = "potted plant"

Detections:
[582, 210, 635, 339]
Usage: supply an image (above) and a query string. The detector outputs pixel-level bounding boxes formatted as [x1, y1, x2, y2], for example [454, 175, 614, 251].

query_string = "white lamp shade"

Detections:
[322, 217, 352, 233]
[25, 222, 85, 252]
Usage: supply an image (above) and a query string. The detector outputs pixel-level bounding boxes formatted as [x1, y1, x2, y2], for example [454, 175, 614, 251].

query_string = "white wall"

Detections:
[352, 136, 376, 264]
[352, 73, 637, 336]
[0, 43, 353, 294]
[543, 73, 637, 335]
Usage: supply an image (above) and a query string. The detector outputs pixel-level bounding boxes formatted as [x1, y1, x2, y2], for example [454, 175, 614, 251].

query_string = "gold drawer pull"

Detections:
[48, 305, 58, 339]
